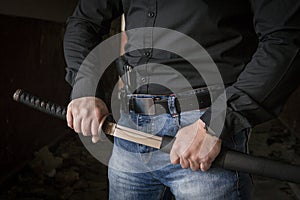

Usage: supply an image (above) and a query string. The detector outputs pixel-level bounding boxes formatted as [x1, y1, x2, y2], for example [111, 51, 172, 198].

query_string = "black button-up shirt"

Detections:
[64, 0, 300, 138]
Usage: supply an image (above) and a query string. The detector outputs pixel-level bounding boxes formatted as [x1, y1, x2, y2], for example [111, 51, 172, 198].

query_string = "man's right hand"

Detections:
[66, 97, 109, 143]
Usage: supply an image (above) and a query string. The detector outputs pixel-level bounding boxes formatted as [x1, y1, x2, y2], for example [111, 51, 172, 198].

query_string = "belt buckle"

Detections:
[133, 97, 156, 115]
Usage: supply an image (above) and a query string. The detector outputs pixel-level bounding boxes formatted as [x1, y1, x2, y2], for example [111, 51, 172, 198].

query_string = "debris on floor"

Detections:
[250, 119, 300, 200]
[0, 131, 108, 200]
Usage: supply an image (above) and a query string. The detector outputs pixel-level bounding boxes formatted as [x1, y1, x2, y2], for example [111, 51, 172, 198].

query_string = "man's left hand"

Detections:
[170, 119, 222, 171]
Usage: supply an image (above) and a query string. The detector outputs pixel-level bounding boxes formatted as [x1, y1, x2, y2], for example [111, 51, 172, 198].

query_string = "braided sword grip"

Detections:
[13, 89, 67, 120]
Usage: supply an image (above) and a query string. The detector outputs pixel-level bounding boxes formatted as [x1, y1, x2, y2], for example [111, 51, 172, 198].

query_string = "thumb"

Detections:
[170, 146, 180, 164]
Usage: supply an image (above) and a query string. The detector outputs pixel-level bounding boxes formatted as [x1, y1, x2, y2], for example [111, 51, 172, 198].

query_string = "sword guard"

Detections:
[98, 113, 116, 136]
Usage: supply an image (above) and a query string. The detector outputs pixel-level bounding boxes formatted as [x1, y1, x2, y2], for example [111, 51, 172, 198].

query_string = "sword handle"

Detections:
[13, 89, 67, 120]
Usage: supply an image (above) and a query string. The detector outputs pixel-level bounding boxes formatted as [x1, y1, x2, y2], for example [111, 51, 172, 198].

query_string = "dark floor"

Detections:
[249, 119, 300, 200]
[0, 119, 300, 200]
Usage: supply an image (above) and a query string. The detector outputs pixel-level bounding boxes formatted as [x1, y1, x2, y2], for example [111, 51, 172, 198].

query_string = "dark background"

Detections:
[0, 0, 77, 181]
[0, 0, 300, 199]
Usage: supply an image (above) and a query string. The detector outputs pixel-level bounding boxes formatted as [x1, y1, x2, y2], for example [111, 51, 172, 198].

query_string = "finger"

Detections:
[199, 141, 222, 165]
[170, 145, 180, 164]
[91, 120, 100, 143]
[81, 119, 92, 136]
[66, 103, 73, 129]
[180, 156, 190, 169]
[92, 135, 100, 143]
[170, 153, 180, 164]
[73, 117, 82, 134]
[189, 159, 200, 171]
[199, 134, 220, 157]
[94, 107, 102, 121]
[200, 162, 212, 172]
[91, 120, 99, 137]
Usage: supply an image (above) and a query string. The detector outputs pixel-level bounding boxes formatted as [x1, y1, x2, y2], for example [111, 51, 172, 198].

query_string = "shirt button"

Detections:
[147, 11, 155, 18]
[144, 51, 151, 57]
[141, 77, 146, 83]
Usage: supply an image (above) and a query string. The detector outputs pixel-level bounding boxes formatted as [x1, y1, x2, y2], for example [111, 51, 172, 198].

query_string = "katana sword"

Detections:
[13, 89, 300, 183]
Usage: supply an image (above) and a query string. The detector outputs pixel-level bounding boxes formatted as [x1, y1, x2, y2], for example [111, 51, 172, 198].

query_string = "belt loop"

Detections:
[120, 89, 129, 113]
[168, 95, 179, 117]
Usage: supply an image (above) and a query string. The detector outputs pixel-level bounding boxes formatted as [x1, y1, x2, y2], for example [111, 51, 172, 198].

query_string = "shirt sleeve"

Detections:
[63, 0, 123, 87]
[201, 0, 300, 139]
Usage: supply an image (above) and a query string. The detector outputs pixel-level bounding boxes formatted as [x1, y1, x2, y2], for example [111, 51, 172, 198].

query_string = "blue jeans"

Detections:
[108, 96, 253, 200]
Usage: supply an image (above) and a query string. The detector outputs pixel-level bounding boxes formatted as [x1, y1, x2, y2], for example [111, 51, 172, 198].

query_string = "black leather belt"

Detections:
[126, 87, 212, 115]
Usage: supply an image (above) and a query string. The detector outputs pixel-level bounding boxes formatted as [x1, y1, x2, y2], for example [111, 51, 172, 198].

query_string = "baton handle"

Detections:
[13, 89, 300, 183]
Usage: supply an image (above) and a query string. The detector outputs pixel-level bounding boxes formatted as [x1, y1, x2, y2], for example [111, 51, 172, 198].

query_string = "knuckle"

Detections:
[68, 103, 72, 109]
[81, 108, 89, 116]
[182, 154, 188, 160]
[202, 157, 210, 163]
[67, 102, 73, 109]
[199, 153, 206, 160]
[82, 128, 90, 135]
[91, 129, 98, 136]
[72, 107, 80, 115]
[170, 153, 179, 163]
[182, 151, 191, 159]
[96, 108, 105, 118]
[190, 155, 199, 162]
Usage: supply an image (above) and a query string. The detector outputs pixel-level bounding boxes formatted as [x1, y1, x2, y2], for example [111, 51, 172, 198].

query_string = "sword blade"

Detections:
[103, 120, 163, 149]
[113, 126, 162, 149]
